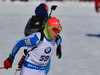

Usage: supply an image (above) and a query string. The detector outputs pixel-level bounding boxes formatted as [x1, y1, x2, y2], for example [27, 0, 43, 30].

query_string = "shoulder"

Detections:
[34, 32, 41, 40]
[28, 32, 41, 40]
[21, 32, 41, 41]
[22, 32, 42, 46]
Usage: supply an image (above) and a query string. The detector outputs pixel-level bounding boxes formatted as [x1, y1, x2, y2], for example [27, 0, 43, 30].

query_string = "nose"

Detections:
[56, 32, 59, 35]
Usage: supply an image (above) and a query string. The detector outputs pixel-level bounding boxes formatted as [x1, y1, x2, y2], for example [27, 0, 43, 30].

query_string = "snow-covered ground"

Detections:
[0, 1, 100, 75]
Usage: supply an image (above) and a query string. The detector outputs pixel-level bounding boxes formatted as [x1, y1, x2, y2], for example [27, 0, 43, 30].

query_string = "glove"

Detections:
[4, 54, 14, 69]
[56, 44, 62, 59]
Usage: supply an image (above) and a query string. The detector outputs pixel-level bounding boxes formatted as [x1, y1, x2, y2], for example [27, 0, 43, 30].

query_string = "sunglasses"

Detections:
[48, 25, 62, 33]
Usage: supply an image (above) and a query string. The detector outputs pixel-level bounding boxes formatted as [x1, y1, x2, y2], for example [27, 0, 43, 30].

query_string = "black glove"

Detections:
[56, 44, 62, 59]
[4, 54, 14, 69]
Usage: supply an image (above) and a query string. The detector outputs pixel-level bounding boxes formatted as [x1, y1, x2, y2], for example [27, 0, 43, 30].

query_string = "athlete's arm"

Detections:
[10, 33, 39, 57]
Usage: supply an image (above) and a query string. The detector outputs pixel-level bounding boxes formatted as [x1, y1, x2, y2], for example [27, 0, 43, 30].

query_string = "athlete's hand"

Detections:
[4, 54, 14, 69]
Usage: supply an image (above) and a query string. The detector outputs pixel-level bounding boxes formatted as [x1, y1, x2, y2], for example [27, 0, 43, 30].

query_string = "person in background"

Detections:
[24, 3, 48, 36]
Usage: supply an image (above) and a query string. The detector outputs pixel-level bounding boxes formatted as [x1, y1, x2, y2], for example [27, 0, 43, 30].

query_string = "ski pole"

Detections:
[47, 5, 57, 21]
[42, 5, 57, 28]
[48, 5, 57, 18]
[15, 69, 21, 75]
[0, 67, 5, 69]
[0, 66, 12, 69]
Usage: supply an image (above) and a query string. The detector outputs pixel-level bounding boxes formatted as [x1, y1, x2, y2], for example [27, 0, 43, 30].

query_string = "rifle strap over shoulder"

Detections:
[27, 31, 44, 53]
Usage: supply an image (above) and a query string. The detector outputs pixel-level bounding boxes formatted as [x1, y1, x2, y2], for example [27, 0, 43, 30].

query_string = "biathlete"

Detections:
[3, 17, 62, 75]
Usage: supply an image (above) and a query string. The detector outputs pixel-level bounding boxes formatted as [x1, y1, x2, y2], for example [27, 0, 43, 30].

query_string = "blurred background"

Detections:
[1, 0, 95, 2]
[0, 0, 100, 75]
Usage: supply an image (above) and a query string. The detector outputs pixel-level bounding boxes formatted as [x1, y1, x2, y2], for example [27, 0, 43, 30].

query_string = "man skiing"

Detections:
[24, 3, 48, 36]
[3, 17, 62, 75]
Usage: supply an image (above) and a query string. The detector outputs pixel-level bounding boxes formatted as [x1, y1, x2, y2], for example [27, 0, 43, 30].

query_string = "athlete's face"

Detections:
[49, 30, 59, 40]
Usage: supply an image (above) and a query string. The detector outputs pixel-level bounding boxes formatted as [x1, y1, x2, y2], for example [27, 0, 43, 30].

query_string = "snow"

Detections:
[0, 1, 100, 75]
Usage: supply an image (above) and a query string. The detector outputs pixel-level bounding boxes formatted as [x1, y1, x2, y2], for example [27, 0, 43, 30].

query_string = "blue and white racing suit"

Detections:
[10, 32, 62, 75]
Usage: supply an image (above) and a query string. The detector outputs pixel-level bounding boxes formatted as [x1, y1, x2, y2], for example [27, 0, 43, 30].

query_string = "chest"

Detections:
[27, 38, 57, 57]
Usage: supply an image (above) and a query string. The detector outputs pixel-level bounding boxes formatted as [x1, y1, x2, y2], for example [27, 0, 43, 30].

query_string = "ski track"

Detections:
[0, 1, 100, 75]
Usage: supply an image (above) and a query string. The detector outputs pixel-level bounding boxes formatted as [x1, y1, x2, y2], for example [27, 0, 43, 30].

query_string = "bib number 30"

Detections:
[39, 55, 49, 62]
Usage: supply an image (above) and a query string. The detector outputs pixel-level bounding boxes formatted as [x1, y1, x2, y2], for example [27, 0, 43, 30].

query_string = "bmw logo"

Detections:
[45, 47, 51, 54]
